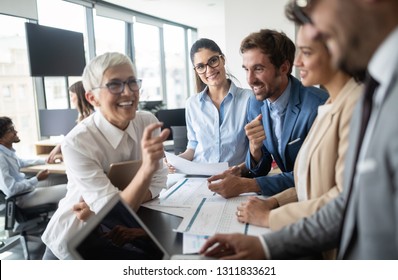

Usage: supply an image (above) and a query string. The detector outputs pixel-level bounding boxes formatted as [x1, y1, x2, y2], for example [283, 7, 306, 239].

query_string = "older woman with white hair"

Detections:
[41, 52, 169, 259]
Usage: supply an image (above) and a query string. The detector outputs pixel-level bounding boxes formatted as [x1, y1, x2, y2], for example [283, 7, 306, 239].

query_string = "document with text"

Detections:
[142, 177, 216, 217]
[175, 195, 271, 237]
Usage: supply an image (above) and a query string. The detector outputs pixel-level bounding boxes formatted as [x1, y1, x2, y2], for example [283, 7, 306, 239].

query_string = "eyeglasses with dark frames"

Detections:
[193, 55, 223, 74]
[93, 78, 142, 95]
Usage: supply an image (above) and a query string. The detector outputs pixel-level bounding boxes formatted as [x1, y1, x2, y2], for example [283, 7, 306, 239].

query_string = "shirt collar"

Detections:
[0, 144, 15, 156]
[94, 110, 136, 149]
[198, 80, 235, 102]
[368, 26, 398, 89]
[266, 79, 292, 112]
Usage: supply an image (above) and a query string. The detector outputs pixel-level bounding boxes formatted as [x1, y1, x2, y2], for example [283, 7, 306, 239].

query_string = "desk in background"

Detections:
[20, 162, 66, 175]
[34, 139, 59, 156]
[19, 139, 66, 174]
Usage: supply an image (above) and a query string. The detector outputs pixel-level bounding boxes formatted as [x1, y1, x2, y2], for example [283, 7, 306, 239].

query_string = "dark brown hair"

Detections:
[0, 117, 13, 138]
[189, 38, 239, 92]
[240, 29, 296, 75]
[69, 81, 94, 122]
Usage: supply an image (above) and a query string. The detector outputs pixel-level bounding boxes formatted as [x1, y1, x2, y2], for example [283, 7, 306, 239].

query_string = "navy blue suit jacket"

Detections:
[245, 75, 328, 195]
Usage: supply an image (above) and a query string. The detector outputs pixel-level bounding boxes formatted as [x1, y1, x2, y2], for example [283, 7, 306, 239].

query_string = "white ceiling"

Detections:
[103, 0, 225, 29]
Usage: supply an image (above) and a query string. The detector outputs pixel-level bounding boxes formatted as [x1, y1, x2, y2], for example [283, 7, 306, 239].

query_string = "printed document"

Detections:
[175, 196, 271, 236]
[143, 177, 216, 217]
[165, 152, 228, 176]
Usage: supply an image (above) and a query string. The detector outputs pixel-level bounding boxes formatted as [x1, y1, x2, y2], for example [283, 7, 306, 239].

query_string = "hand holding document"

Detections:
[143, 177, 216, 218]
[164, 151, 228, 176]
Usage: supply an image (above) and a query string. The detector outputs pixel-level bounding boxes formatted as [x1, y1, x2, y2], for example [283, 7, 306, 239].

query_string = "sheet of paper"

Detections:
[145, 177, 216, 208]
[175, 196, 271, 237]
[165, 151, 228, 176]
[182, 233, 209, 254]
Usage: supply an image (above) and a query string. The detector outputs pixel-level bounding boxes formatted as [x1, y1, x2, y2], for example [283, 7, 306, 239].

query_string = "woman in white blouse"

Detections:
[41, 52, 169, 259]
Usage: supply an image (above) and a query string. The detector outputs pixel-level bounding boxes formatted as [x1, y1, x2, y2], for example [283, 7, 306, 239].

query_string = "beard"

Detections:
[337, 35, 367, 82]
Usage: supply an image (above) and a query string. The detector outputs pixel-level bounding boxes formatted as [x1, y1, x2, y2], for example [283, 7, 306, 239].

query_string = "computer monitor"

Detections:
[25, 22, 86, 77]
[156, 108, 186, 140]
[39, 109, 78, 137]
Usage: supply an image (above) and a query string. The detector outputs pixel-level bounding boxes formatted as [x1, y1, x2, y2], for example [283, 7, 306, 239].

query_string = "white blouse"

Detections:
[41, 110, 167, 259]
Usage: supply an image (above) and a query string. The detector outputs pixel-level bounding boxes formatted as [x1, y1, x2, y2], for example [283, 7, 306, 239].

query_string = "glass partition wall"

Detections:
[0, 0, 197, 156]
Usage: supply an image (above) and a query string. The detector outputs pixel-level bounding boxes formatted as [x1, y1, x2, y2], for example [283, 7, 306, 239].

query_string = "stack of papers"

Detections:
[143, 177, 271, 253]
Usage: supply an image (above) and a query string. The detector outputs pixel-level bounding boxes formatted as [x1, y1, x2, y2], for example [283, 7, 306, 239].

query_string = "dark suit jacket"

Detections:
[245, 75, 328, 195]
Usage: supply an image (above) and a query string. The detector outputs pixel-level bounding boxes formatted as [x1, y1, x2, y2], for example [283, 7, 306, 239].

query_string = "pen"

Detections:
[288, 138, 301, 145]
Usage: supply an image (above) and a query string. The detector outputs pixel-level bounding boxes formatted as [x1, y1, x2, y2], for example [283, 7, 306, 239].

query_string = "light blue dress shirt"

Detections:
[185, 81, 252, 166]
[0, 144, 45, 197]
[266, 81, 292, 157]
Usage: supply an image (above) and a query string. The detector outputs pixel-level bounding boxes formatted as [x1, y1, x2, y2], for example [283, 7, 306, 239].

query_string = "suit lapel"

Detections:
[305, 107, 331, 166]
[280, 86, 300, 163]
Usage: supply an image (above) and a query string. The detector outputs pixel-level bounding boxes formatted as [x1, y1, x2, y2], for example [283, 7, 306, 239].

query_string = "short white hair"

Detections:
[82, 52, 136, 95]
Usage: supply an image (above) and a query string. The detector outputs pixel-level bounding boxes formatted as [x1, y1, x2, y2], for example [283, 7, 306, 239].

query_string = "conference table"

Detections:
[137, 206, 183, 255]
[20, 160, 280, 256]
[20, 162, 183, 254]
[20, 162, 66, 175]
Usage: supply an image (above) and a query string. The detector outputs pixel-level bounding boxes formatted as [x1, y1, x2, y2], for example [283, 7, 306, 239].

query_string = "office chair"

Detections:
[155, 108, 186, 141]
[0, 191, 57, 259]
[171, 126, 188, 155]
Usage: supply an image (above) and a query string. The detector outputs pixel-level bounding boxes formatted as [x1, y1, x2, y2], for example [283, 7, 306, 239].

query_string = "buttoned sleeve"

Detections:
[19, 157, 46, 167]
[185, 95, 198, 151]
[62, 135, 119, 214]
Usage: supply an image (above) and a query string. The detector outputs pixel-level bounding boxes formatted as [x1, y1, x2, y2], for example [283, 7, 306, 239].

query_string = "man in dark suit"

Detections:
[200, 0, 398, 259]
[207, 29, 328, 198]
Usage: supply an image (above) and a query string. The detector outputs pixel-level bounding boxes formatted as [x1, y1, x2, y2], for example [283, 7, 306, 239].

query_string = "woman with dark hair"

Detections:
[236, 18, 363, 259]
[46, 81, 94, 163]
[169, 38, 252, 174]
[68, 81, 94, 122]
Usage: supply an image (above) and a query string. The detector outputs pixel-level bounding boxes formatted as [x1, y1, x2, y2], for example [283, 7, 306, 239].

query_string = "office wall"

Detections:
[225, 0, 295, 89]
[196, 0, 295, 90]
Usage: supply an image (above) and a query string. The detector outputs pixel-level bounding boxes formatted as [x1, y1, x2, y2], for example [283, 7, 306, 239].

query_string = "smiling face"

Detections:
[0, 124, 20, 148]
[192, 48, 226, 87]
[242, 48, 288, 102]
[294, 24, 335, 87]
[89, 63, 139, 130]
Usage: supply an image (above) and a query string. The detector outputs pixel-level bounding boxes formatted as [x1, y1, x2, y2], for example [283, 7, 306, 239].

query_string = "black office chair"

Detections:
[0, 191, 57, 259]
[155, 108, 186, 141]
[171, 126, 188, 155]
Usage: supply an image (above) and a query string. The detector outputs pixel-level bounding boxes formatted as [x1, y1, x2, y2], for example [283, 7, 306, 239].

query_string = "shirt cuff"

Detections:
[258, 236, 272, 259]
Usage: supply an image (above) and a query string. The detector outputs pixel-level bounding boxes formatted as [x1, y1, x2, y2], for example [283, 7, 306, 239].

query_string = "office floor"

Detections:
[0, 216, 45, 260]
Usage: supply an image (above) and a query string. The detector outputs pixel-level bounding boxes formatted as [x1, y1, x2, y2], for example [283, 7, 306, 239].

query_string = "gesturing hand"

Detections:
[245, 114, 266, 163]
[141, 122, 170, 175]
